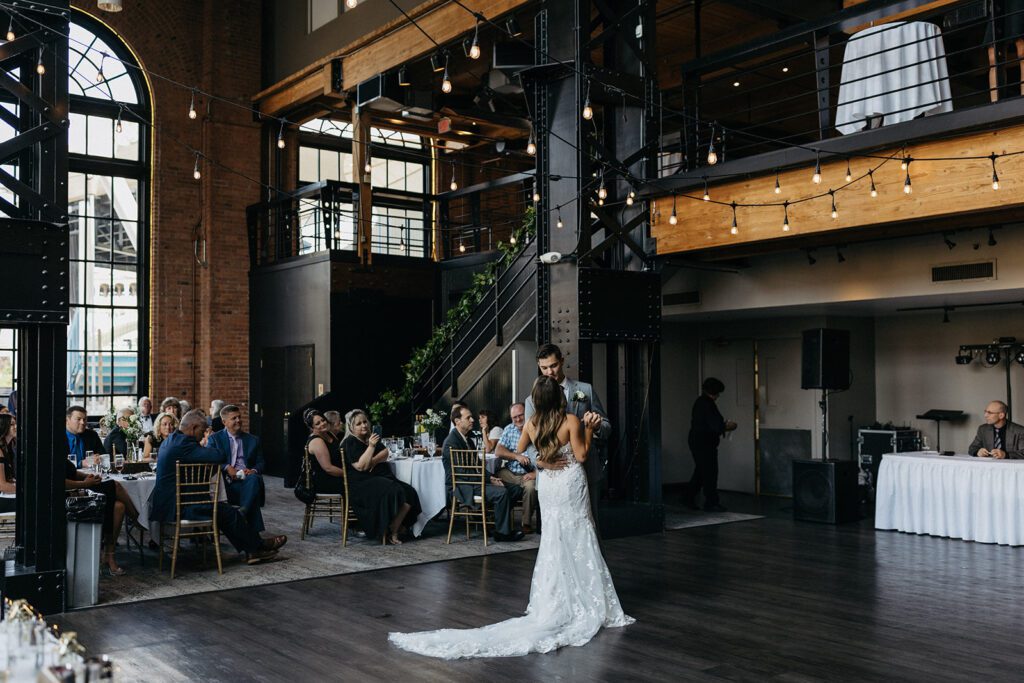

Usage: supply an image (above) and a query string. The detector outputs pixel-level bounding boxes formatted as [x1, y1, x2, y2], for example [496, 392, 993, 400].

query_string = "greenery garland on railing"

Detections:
[369, 205, 536, 424]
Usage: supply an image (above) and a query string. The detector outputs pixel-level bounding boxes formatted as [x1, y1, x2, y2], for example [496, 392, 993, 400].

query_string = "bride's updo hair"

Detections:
[530, 376, 567, 464]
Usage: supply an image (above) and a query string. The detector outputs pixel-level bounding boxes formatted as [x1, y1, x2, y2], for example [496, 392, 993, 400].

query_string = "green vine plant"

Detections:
[369, 205, 536, 424]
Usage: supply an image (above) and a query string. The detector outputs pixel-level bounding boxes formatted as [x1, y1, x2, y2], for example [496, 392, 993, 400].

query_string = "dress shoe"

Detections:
[704, 503, 728, 513]
[247, 548, 278, 565]
[494, 530, 524, 542]
[263, 534, 287, 551]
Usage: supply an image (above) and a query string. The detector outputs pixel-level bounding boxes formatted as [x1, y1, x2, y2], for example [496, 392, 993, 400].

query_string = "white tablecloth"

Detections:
[874, 451, 1024, 545]
[388, 458, 445, 537]
[387, 454, 502, 537]
[109, 474, 157, 536]
[835, 21, 952, 135]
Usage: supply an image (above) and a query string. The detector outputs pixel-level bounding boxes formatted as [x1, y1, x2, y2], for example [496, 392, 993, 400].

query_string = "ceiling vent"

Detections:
[931, 260, 995, 283]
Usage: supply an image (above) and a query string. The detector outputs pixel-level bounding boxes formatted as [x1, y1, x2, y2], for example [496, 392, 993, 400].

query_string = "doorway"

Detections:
[700, 338, 756, 494]
[259, 345, 315, 477]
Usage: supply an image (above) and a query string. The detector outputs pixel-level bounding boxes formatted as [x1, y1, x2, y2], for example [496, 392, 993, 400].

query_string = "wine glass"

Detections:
[149, 460, 157, 473]
[114, 454, 124, 475]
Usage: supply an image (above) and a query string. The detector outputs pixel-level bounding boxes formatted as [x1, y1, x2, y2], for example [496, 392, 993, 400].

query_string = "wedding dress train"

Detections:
[388, 443, 634, 659]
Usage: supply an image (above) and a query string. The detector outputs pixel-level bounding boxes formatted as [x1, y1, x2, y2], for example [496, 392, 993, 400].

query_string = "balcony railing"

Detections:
[246, 180, 431, 267]
[436, 172, 535, 261]
[659, 0, 1024, 189]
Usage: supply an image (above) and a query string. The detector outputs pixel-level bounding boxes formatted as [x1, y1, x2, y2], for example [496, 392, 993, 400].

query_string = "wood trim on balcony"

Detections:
[651, 122, 1024, 256]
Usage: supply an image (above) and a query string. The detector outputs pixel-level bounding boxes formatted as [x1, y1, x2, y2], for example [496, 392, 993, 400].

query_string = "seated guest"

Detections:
[494, 402, 537, 533]
[207, 405, 266, 533]
[443, 404, 524, 542]
[66, 406, 105, 467]
[324, 410, 343, 439]
[331, 410, 417, 544]
[103, 406, 135, 457]
[0, 414, 16, 512]
[478, 409, 503, 453]
[137, 396, 155, 433]
[304, 409, 345, 494]
[143, 412, 179, 461]
[209, 399, 225, 432]
[341, 410, 421, 544]
[969, 400, 1024, 459]
[65, 456, 139, 576]
[150, 411, 285, 565]
[0, 405, 8, 415]
[160, 397, 182, 420]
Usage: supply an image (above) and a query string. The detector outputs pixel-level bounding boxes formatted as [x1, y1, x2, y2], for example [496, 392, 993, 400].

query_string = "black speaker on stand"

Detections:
[792, 459, 860, 523]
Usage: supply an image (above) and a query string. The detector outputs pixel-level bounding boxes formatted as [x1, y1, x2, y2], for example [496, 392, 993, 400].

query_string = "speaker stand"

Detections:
[819, 390, 829, 460]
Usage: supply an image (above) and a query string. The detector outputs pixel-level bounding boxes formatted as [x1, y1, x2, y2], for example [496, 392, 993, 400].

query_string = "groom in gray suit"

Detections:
[524, 343, 611, 528]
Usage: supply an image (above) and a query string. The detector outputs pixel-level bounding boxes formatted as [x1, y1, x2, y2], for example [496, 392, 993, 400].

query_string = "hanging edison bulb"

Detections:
[582, 95, 593, 120]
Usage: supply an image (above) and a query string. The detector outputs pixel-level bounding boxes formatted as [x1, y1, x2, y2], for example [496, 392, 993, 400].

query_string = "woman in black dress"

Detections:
[64, 458, 137, 576]
[0, 414, 16, 513]
[305, 409, 346, 495]
[341, 409, 421, 544]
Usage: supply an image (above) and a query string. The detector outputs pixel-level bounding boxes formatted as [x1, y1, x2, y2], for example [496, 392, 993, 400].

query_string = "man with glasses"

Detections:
[969, 400, 1024, 459]
[494, 402, 538, 533]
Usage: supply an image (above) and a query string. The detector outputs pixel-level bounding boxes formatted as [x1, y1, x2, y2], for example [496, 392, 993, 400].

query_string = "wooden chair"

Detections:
[158, 462, 222, 579]
[300, 449, 369, 546]
[446, 448, 491, 546]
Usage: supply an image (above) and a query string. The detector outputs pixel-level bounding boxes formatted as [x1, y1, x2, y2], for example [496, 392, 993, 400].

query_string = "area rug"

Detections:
[91, 476, 541, 608]
[664, 509, 764, 530]
[89, 480, 763, 608]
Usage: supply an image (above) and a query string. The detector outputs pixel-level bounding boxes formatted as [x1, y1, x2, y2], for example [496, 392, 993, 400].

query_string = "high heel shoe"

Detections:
[103, 564, 127, 577]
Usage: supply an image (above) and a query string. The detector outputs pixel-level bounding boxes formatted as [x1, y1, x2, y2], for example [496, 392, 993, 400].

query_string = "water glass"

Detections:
[114, 454, 124, 474]
[85, 450, 95, 472]
[100, 454, 111, 475]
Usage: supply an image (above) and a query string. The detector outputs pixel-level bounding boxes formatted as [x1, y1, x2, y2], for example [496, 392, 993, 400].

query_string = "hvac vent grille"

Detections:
[931, 260, 995, 283]
[663, 290, 701, 306]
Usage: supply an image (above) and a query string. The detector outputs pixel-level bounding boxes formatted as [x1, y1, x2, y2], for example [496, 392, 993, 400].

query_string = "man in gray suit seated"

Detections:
[442, 404, 524, 542]
[524, 343, 611, 526]
[968, 400, 1024, 458]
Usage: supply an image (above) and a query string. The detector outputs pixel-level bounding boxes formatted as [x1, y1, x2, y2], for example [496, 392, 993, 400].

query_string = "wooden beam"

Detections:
[342, 0, 530, 91]
[844, 0, 960, 34]
[651, 122, 1024, 256]
[257, 67, 339, 118]
[353, 108, 374, 265]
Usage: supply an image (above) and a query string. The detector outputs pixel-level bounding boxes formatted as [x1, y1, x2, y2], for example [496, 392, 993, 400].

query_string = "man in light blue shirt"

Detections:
[494, 402, 538, 532]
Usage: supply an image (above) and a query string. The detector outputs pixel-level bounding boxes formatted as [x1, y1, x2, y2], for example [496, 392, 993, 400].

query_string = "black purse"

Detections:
[293, 449, 316, 505]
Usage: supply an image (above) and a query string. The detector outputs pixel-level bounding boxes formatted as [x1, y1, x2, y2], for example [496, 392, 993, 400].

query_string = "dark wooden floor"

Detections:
[54, 508, 1024, 682]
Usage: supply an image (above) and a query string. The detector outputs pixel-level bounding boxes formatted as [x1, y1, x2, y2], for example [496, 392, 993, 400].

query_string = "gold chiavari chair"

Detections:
[300, 449, 372, 546]
[158, 462, 222, 579]
[446, 448, 491, 546]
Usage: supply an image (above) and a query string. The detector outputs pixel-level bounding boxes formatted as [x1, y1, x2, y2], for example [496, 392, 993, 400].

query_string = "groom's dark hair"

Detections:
[536, 343, 563, 361]
[702, 377, 726, 395]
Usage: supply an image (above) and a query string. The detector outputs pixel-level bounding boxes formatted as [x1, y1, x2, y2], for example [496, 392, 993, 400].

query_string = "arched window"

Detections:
[63, 14, 150, 416]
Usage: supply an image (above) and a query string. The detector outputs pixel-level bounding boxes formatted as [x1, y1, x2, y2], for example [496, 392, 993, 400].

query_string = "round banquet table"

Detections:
[386, 454, 501, 537]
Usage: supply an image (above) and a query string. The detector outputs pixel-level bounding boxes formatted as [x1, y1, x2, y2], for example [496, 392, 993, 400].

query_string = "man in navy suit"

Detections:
[207, 404, 266, 532]
[150, 411, 284, 564]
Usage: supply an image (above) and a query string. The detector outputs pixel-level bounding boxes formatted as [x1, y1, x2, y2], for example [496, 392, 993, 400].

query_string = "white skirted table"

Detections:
[874, 452, 1024, 545]
[835, 21, 952, 135]
[387, 454, 502, 537]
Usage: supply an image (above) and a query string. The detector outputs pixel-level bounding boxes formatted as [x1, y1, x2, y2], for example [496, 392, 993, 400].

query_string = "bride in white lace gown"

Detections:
[388, 376, 634, 659]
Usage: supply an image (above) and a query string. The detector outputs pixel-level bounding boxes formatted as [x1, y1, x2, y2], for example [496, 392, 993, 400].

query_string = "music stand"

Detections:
[915, 409, 966, 450]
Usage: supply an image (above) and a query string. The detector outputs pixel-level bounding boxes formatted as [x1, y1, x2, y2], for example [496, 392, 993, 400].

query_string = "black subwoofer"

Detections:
[801, 328, 850, 390]
[792, 459, 859, 524]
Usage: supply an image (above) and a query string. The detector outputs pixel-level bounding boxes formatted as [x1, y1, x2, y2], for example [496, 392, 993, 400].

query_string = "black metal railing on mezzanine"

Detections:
[657, 0, 1024, 192]
[246, 180, 432, 268]
[436, 171, 536, 261]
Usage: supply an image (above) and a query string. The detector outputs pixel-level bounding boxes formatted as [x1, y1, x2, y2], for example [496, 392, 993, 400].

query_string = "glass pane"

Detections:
[0, 329, 13, 347]
[0, 351, 12, 397]
[386, 159, 404, 191]
[67, 308, 85, 352]
[112, 220, 138, 264]
[86, 395, 111, 418]
[68, 172, 86, 215]
[113, 119, 140, 161]
[370, 156, 386, 187]
[69, 113, 87, 155]
[112, 310, 138, 394]
[86, 263, 113, 305]
[319, 149, 339, 182]
[86, 115, 113, 158]
[93, 219, 113, 263]
[406, 163, 424, 193]
[68, 261, 83, 309]
[339, 152, 354, 182]
[86, 175, 113, 217]
[299, 146, 318, 184]
[111, 176, 139, 223]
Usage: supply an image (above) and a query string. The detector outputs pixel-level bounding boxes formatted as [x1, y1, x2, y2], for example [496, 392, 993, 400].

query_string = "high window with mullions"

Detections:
[0, 15, 150, 417]
[298, 118, 430, 257]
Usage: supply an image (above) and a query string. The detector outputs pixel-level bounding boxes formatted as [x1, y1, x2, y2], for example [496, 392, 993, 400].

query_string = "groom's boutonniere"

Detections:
[572, 390, 588, 402]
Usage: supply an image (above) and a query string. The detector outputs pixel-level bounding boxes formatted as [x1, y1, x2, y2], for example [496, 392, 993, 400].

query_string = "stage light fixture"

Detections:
[988, 229, 997, 247]
[505, 16, 523, 37]
[1016, 348, 1024, 366]
[943, 234, 956, 250]
[397, 65, 410, 86]
[955, 351, 973, 365]
[985, 347, 1001, 365]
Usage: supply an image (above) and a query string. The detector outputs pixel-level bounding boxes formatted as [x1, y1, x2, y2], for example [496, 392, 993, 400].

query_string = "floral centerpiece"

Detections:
[100, 406, 144, 450]
[419, 409, 444, 432]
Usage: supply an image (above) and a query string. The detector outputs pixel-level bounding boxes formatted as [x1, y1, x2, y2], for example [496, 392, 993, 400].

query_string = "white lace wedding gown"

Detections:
[388, 443, 634, 658]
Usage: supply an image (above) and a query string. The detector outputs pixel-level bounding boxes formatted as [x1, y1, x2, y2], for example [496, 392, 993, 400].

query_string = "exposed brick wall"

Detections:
[72, 1, 262, 418]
